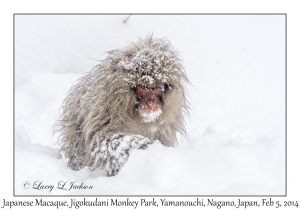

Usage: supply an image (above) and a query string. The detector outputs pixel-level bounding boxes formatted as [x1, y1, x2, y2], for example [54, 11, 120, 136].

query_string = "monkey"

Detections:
[54, 36, 189, 176]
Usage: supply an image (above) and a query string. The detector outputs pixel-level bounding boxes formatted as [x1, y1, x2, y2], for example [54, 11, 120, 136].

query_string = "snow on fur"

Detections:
[54, 36, 189, 176]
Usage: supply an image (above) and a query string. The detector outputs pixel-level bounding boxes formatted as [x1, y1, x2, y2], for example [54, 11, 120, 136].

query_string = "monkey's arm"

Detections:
[90, 133, 156, 176]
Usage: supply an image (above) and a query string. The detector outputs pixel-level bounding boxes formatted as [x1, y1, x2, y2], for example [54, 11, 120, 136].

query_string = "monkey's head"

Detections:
[56, 36, 190, 150]
[99, 36, 189, 136]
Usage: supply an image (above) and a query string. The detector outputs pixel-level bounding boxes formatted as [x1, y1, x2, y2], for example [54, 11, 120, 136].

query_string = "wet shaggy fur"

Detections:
[55, 36, 189, 176]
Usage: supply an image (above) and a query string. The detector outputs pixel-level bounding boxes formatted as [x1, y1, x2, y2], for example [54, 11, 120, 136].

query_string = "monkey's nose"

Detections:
[146, 90, 157, 99]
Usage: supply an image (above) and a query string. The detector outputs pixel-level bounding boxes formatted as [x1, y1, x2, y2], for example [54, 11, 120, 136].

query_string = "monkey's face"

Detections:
[111, 37, 187, 123]
[135, 84, 163, 114]
[132, 83, 173, 123]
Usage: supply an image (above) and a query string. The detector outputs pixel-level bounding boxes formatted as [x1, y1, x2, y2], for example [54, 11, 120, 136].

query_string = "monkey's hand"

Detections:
[90, 133, 155, 176]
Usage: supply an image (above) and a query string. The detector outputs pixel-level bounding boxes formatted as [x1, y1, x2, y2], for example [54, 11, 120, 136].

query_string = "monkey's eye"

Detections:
[136, 85, 150, 95]
[164, 83, 171, 92]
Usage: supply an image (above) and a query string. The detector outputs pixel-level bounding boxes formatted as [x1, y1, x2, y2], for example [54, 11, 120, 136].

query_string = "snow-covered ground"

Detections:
[15, 15, 285, 195]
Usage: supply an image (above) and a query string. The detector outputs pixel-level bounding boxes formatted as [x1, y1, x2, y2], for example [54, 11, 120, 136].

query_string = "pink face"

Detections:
[135, 85, 164, 114]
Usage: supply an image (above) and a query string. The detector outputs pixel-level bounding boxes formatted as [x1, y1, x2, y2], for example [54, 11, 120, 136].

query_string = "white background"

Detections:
[1, 0, 299, 208]
[14, 14, 285, 196]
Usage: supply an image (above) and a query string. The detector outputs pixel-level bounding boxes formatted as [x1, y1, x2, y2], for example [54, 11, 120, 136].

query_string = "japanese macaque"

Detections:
[55, 36, 189, 176]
